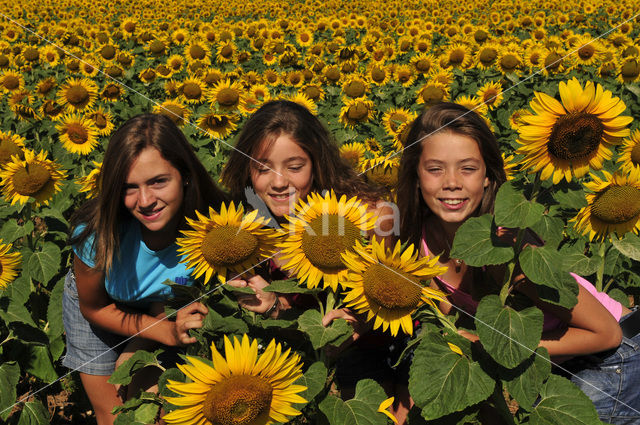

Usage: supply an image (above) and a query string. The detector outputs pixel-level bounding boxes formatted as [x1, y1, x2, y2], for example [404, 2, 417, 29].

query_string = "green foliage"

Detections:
[318, 379, 389, 425]
[297, 309, 352, 350]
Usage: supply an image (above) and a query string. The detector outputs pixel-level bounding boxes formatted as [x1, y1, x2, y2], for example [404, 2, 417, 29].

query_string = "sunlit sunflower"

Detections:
[281, 92, 317, 115]
[572, 169, 640, 241]
[163, 334, 306, 425]
[410, 52, 436, 75]
[618, 57, 640, 84]
[361, 155, 400, 191]
[516, 78, 632, 183]
[366, 63, 391, 86]
[185, 40, 211, 64]
[138, 68, 157, 84]
[502, 153, 519, 181]
[0, 240, 21, 290]
[341, 237, 447, 336]
[382, 107, 417, 137]
[0, 130, 25, 166]
[177, 202, 280, 284]
[444, 43, 473, 69]
[570, 34, 604, 66]
[278, 191, 376, 291]
[216, 40, 237, 63]
[100, 82, 124, 102]
[539, 48, 570, 76]
[166, 55, 185, 74]
[77, 161, 101, 199]
[416, 82, 449, 107]
[393, 64, 416, 87]
[0, 149, 66, 207]
[8, 90, 38, 120]
[617, 129, 640, 174]
[197, 112, 239, 139]
[86, 107, 115, 136]
[497, 45, 523, 75]
[476, 81, 504, 110]
[0, 71, 24, 93]
[153, 99, 191, 126]
[208, 79, 244, 111]
[339, 97, 374, 128]
[55, 113, 100, 155]
[339, 142, 366, 169]
[57, 78, 98, 113]
[179, 77, 207, 104]
[454, 94, 488, 116]
[40, 45, 61, 67]
[299, 83, 325, 103]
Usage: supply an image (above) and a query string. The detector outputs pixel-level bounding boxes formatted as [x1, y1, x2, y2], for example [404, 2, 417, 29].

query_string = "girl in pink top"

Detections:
[396, 102, 639, 424]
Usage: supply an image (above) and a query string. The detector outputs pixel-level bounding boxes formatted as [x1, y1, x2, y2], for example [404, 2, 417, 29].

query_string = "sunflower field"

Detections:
[1, 0, 640, 423]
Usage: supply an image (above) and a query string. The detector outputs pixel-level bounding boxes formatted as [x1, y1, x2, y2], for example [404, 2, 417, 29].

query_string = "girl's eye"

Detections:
[289, 166, 302, 172]
[462, 167, 478, 173]
[152, 178, 168, 185]
[256, 168, 269, 174]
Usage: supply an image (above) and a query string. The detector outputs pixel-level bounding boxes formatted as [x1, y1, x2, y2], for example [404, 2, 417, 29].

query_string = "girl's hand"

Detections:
[457, 329, 479, 343]
[227, 275, 279, 316]
[172, 302, 208, 346]
[322, 308, 371, 356]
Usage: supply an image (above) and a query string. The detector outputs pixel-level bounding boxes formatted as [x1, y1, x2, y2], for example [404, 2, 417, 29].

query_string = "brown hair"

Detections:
[397, 102, 506, 248]
[221, 100, 387, 206]
[70, 113, 227, 274]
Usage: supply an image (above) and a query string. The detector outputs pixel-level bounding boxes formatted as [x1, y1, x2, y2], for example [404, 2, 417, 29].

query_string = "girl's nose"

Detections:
[271, 170, 288, 189]
[443, 171, 462, 190]
[138, 186, 156, 207]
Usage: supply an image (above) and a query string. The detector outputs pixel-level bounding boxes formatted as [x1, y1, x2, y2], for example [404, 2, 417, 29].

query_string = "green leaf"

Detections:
[450, 215, 514, 267]
[475, 295, 543, 369]
[202, 308, 249, 335]
[262, 279, 320, 294]
[24, 242, 61, 285]
[559, 245, 598, 276]
[221, 283, 255, 295]
[25, 345, 58, 383]
[0, 219, 34, 244]
[408, 331, 494, 420]
[502, 348, 551, 410]
[295, 361, 328, 407]
[2, 274, 31, 305]
[611, 232, 640, 261]
[494, 182, 545, 228]
[520, 245, 579, 309]
[0, 362, 19, 421]
[159, 367, 185, 398]
[108, 350, 162, 386]
[46, 275, 65, 339]
[0, 300, 36, 327]
[318, 379, 388, 425]
[529, 375, 601, 425]
[113, 392, 161, 425]
[297, 309, 352, 350]
[16, 400, 49, 425]
[530, 215, 565, 249]
[607, 288, 631, 308]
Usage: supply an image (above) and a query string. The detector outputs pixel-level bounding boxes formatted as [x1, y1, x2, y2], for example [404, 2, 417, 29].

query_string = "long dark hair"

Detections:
[221, 100, 387, 206]
[70, 113, 226, 274]
[398, 103, 506, 248]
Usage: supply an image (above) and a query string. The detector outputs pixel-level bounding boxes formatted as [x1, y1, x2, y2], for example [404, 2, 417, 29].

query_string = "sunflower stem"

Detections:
[490, 383, 517, 425]
[499, 228, 524, 305]
[23, 202, 34, 250]
[596, 242, 606, 292]
[529, 173, 542, 203]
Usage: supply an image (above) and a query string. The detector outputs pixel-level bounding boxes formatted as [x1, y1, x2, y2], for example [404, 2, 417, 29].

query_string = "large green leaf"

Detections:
[519, 246, 579, 309]
[46, 275, 65, 339]
[475, 295, 543, 369]
[529, 375, 601, 425]
[611, 233, 640, 261]
[202, 307, 249, 335]
[0, 219, 34, 244]
[113, 392, 161, 425]
[25, 345, 58, 383]
[0, 299, 36, 327]
[559, 245, 598, 276]
[297, 309, 352, 350]
[408, 331, 494, 420]
[23, 242, 61, 285]
[16, 400, 49, 425]
[530, 215, 565, 249]
[262, 279, 320, 294]
[295, 361, 328, 407]
[502, 348, 551, 410]
[450, 215, 514, 267]
[318, 379, 388, 425]
[0, 362, 19, 421]
[494, 182, 545, 228]
[108, 349, 162, 386]
[2, 274, 31, 305]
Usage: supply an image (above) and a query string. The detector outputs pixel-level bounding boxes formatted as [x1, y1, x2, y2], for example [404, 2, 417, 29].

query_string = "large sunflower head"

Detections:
[339, 97, 374, 128]
[278, 191, 376, 291]
[55, 113, 100, 155]
[341, 237, 447, 336]
[163, 334, 306, 425]
[0, 239, 22, 290]
[0, 149, 66, 207]
[0, 130, 26, 166]
[176, 202, 280, 284]
[361, 155, 400, 191]
[516, 78, 632, 183]
[57, 77, 98, 112]
[197, 111, 239, 139]
[208, 79, 244, 111]
[382, 107, 417, 137]
[0, 71, 24, 93]
[153, 99, 191, 126]
[572, 168, 640, 241]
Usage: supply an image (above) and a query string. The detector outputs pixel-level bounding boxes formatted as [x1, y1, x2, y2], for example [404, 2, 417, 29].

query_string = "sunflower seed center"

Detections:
[591, 186, 640, 224]
[578, 45, 595, 60]
[347, 102, 369, 120]
[13, 163, 51, 196]
[182, 82, 202, 99]
[371, 67, 386, 82]
[3, 76, 19, 90]
[217, 88, 239, 107]
[201, 226, 259, 267]
[0, 139, 22, 164]
[421, 86, 445, 104]
[66, 85, 89, 105]
[149, 40, 165, 54]
[190, 45, 206, 59]
[548, 113, 603, 161]
[630, 144, 640, 166]
[449, 49, 464, 64]
[621, 60, 640, 79]
[301, 214, 361, 270]
[501, 54, 518, 70]
[203, 375, 273, 425]
[362, 263, 422, 309]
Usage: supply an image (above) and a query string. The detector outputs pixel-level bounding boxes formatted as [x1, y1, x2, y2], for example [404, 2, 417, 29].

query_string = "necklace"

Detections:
[443, 237, 463, 267]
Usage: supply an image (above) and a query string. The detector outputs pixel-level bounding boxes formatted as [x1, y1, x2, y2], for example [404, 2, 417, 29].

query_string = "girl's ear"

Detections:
[483, 176, 490, 188]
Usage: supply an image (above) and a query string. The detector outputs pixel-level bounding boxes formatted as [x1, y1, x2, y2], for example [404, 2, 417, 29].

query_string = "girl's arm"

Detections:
[74, 254, 208, 346]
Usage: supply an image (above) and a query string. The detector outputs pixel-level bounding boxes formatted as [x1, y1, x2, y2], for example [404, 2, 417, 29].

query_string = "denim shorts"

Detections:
[561, 308, 640, 424]
[62, 269, 127, 375]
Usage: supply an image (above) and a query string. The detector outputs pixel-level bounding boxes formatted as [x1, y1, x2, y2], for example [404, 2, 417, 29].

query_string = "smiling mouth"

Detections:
[269, 193, 295, 200]
[139, 206, 164, 218]
[440, 199, 466, 205]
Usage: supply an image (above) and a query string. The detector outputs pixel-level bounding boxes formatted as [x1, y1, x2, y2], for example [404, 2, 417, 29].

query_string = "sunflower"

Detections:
[57, 78, 98, 113]
[382, 107, 417, 137]
[55, 113, 100, 155]
[185, 40, 211, 64]
[208, 79, 244, 111]
[570, 34, 604, 66]
[618, 57, 640, 84]
[572, 169, 640, 241]
[497, 46, 522, 74]
[617, 129, 640, 174]
[100, 82, 124, 102]
[339, 97, 374, 128]
[341, 237, 447, 336]
[8, 90, 38, 120]
[0, 71, 24, 93]
[216, 41, 237, 63]
[166, 55, 185, 74]
[366, 63, 391, 86]
[0, 240, 21, 290]
[40, 45, 61, 67]
[197, 112, 239, 139]
[476, 81, 503, 110]
[86, 107, 115, 136]
[443, 43, 473, 69]
[153, 99, 191, 126]
[339, 142, 366, 169]
[278, 191, 375, 291]
[179, 77, 207, 104]
[517, 78, 632, 183]
[393, 64, 416, 87]
[0, 149, 66, 207]
[454, 94, 488, 116]
[361, 155, 400, 190]
[341, 75, 369, 99]
[146, 38, 167, 57]
[524, 46, 545, 69]
[176, 202, 279, 284]
[502, 153, 519, 181]
[163, 334, 306, 425]
[299, 83, 325, 102]
[410, 52, 436, 75]
[281, 92, 317, 115]
[539, 48, 570, 76]
[416, 82, 449, 107]
[509, 108, 531, 130]
[0, 130, 25, 165]
[77, 161, 101, 199]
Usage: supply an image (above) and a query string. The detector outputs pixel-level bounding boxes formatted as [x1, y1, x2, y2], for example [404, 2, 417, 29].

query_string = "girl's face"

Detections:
[250, 132, 313, 218]
[124, 147, 184, 240]
[418, 131, 489, 227]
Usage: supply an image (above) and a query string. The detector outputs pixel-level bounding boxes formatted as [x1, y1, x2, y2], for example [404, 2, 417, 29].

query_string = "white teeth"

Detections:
[442, 199, 464, 205]
[272, 194, 292, 199]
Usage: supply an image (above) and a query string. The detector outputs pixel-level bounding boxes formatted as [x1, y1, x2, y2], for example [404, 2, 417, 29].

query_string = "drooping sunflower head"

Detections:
[153, 99, 191, 126]
[572, 168, 640, 241]
[382, 107, 417, 137]
[0, 239, 22, 290]
[278, 191, 376, 291]
[163, 334, 306, 425]
[516, 78, 632, 183]
[177, 202, 280, 284]
[339, 97, 374, 128]
[339, 142, 366, 169]
[416, 82, 449, 107]
[341, 237, 447, 336]
[0, 149, 67, 207]
[361, 156, 400, 191]
[197, 111, 239, 139]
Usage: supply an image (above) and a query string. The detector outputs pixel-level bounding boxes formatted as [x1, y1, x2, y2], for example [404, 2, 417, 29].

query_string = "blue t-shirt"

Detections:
[72, 221, 194, 307]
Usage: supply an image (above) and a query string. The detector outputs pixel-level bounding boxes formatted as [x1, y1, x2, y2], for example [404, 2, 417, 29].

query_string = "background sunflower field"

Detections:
[1, 0, 640, 423]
